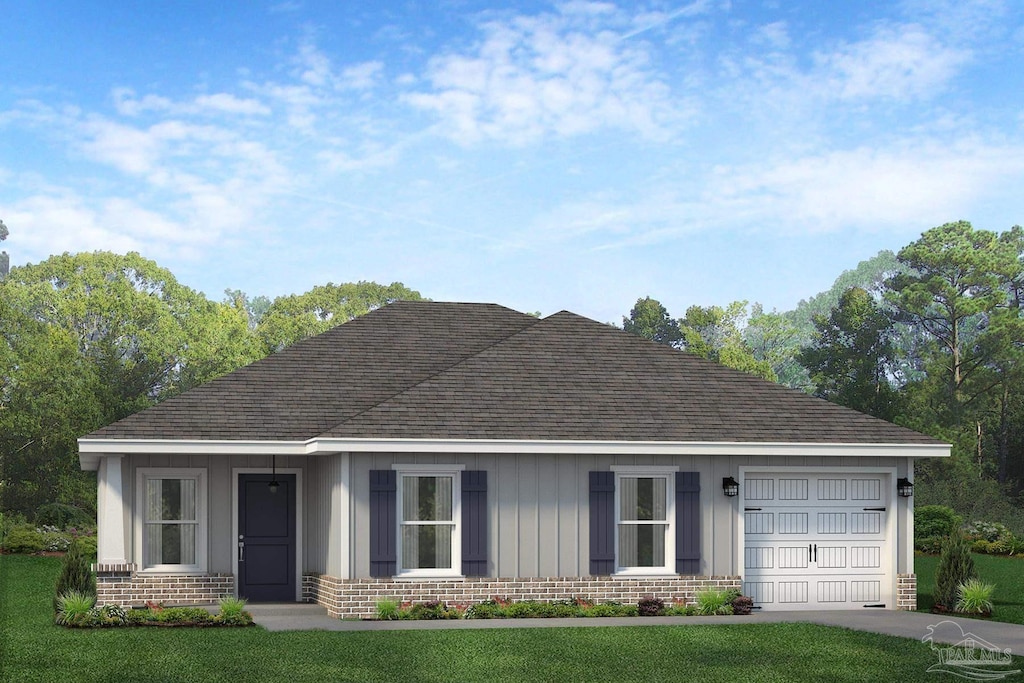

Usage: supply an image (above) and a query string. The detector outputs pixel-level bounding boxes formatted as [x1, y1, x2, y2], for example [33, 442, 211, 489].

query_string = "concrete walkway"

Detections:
[246, 603, 1024, 652]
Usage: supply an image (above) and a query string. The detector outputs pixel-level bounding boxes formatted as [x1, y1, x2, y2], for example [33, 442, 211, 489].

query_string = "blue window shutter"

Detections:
[369, 470, 397, 577]
[676, 472, 701, 575]
[589, 471, 616, 575]
[461, 471, 488, 576]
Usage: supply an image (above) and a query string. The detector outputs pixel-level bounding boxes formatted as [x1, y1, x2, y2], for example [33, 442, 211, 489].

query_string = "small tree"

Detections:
[54, 539, 96, 612]
[934, 532, 977, 610]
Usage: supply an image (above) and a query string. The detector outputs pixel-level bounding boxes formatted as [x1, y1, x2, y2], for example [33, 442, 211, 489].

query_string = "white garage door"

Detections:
[742, 472, 892, 610]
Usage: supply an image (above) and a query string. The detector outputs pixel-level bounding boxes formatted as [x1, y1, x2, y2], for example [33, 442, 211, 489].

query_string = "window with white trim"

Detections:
[615, 468, 675, 575]
[395, 466, 461, 577]
[136, 469, 207, 571]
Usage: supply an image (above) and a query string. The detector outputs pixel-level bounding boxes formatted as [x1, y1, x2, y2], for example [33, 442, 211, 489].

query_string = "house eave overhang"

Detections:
[77, 437, 951, 470]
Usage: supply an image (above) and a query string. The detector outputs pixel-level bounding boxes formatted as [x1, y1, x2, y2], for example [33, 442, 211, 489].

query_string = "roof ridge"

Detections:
[314, 310, 543, 437]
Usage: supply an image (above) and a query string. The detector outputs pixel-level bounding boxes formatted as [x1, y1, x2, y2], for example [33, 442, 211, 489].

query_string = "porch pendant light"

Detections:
[269, 453, 280, 494]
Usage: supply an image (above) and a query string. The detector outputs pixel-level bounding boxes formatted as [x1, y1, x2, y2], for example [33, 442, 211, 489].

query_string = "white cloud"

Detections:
[340, 62, 384, 90]
[404, 8, 684, 145]
[193, 93, 271, 116]
[113, 88, 270, 117]
[816, 25, 969, 101]
[713, 140, 1024, 232]
[509, 135, 1024, 254]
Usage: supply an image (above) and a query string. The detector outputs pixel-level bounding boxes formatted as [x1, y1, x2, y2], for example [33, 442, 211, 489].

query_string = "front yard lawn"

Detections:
[916, 552, 1024, 624]
[0, 554, 1012, 683]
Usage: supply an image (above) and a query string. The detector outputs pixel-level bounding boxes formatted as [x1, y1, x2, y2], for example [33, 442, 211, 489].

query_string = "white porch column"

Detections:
[97, 455, 128, 565]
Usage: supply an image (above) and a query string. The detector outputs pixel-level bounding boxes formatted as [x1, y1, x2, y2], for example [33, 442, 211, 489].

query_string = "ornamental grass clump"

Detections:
[375, 599, 400, 620]
[695, 589, 734, 616]
[55, 590, 96, 627]
[956, 579, 995, 615]
[217, 595, 252, 625]
[934, 533, 977, 611]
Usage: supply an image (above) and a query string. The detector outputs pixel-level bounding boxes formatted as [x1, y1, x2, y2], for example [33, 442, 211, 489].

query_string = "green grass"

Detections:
[916, 552, 1024, 624]
[0, 555, 1015, 683]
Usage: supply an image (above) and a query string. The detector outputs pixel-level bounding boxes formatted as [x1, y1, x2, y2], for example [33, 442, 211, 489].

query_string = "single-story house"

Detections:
[79, 301, 947, 616]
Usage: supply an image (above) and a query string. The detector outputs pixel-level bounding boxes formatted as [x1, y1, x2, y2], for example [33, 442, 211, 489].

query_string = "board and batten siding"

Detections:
[351, 452, 912, 580]
[114, 450, 913, 582]
[305, 454, 348, 578]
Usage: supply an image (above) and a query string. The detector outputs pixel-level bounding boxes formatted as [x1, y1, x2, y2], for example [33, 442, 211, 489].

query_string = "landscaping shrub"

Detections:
[637, 595, 665, 617]
[963, 520, 1013, 543]
[39, 525, 71, 552]
[915, 505, 961, 539]
[464, 600, 503, 619]
[2, 525, 45, 553]
[53, 538, 96, 612]
[914, 505, 963, 553]
[731, 595, 753, 615]
[580, 603, 638, 618]
[407, 600, 460, 620]
[934, 533, 978, 610]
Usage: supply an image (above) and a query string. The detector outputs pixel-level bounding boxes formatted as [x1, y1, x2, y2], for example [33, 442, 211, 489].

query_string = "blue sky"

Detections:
[2, 1, 1023, 323]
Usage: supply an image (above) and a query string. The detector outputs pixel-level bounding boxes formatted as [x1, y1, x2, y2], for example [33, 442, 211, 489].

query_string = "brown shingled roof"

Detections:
[82, 301, 940, 445]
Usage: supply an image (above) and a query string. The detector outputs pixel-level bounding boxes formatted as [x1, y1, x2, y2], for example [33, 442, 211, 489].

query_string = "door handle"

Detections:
[238, 541, 245, 562]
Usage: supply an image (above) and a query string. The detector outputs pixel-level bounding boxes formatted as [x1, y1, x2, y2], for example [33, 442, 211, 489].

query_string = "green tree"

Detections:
[0, 252, 265, 515]
[622, 297, 682, 347]
[224, 288, 272, 330]
[0, 299, 103, 515]
[886, 221, 1023, 425]
[745, 304, 806, 389]
[257, 281, 424, 352]
[0, 218, 9, 278]
[679, 301, 776, 381]
[797, 287, 900, 420]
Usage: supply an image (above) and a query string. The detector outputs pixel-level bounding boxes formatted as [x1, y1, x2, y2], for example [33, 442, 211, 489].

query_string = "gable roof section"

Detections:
[81, 300, 941, 447]
[84, 302, 538, 441]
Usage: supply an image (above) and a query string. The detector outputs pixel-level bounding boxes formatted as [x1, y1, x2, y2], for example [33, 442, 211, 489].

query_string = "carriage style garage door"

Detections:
[742, 472, 893, 610]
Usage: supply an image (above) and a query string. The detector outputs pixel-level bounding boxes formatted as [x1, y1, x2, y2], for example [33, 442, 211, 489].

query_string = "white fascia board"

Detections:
[77, 436, 950, 471]
[312, 438, 951, 459]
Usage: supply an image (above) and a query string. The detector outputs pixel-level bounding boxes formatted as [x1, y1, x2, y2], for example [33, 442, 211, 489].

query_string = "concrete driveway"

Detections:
[246, 603, 1024, 653]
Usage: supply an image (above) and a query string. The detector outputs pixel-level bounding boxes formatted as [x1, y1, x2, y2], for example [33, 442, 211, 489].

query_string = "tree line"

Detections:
[623, 221, 1024, 527]
[2, 220, 1022, 530]
[0, 246, 422, 517]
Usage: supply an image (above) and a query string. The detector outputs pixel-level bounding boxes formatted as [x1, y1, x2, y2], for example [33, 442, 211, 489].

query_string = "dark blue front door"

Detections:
[238, 473, 296, 602]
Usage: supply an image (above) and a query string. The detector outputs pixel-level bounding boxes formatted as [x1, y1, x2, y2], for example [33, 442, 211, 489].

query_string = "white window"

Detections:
[136, 469, 207, 572]
[614, 467, 675, 575]
[394, 465, 462, 578]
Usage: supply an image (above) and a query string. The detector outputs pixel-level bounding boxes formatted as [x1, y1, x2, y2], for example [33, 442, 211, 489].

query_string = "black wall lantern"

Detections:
[722, 476, 739, 497]
[897, 477, 914, 498]
[268, 453, 280, 494]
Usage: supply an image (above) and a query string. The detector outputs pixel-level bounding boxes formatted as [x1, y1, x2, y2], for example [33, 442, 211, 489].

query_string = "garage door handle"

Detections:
[863, 507, 886, 511]
[744, 507, 762, 511]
